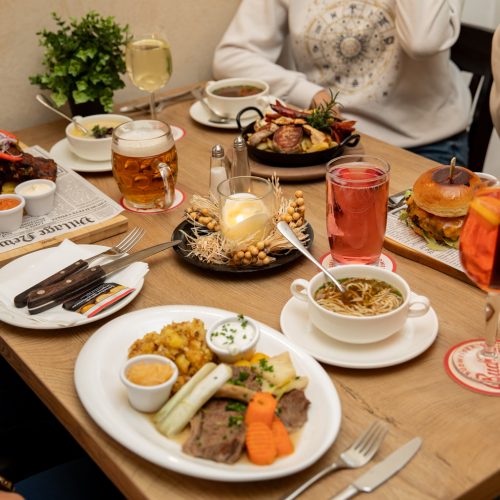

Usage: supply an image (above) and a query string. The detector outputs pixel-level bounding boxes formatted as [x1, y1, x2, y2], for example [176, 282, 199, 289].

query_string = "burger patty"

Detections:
[405, 195, 463, 243]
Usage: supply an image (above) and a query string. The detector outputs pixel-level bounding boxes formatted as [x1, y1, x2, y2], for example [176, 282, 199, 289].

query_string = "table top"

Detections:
[2, 89, 498, 500]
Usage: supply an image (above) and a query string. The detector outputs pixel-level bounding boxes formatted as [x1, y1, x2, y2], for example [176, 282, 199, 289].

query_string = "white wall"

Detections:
[1, 0, 240, 131]
[462, 0, 500, 176]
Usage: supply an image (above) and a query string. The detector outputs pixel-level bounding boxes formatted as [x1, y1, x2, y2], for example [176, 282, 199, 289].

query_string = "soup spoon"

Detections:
[35, 94, 90, 135]
[277, 221, 345, 294]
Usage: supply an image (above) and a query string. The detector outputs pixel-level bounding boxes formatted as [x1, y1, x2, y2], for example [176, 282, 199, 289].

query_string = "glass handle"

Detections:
[158, 162, 175, 209]
[483, 292, 500, 359]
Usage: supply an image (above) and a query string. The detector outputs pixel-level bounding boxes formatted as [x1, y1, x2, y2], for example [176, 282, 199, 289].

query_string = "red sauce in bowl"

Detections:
[0, 198, 21, 211]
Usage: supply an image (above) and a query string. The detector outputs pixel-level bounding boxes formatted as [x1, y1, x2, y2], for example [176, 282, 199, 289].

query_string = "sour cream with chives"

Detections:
[207, 314, 260, 363]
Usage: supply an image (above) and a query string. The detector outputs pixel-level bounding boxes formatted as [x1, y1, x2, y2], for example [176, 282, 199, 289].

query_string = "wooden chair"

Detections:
[451, 23, 494, 171]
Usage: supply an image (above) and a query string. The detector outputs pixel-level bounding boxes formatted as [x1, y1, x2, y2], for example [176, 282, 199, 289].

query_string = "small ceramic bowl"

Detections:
[206, 315, 260, 363]
[120, 354, 178, 413]
[291, 266, 430, 344]
[65, 113, 132, 162]
[0, 194, 25, 232]
[15, 179, 56, 216]
[205, 78, 269, 119]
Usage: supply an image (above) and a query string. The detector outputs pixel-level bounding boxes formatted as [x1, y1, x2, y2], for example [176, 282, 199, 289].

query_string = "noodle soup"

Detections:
[290, 266, 430, 344]
[314, 278, 403, 317]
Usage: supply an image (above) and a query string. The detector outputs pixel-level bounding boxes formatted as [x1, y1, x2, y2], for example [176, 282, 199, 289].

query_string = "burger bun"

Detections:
[412, 165, 482, 217]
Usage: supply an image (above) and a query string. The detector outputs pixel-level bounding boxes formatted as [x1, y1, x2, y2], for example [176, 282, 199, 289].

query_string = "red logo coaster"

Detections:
[120, 188, 185, 214]
[319, 251, 397, 271]
[444, 340, 500, 396]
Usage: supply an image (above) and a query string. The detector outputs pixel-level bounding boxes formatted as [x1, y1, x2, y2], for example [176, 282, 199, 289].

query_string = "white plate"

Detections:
[50, 138, 112, 173]
[49, 126, 185, 173]
[280, 297, 439, 369]
[189, 100, 256, 130]
[74, 305, 341, 481]
[0, 245, 143, 330]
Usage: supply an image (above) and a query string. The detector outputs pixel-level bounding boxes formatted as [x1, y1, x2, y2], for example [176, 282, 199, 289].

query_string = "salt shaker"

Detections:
[231, 136, 251, 178]
[209, 144, 228, 198]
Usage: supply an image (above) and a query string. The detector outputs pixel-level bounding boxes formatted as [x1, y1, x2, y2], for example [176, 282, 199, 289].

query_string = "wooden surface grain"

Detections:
[1, 90, 498, 500]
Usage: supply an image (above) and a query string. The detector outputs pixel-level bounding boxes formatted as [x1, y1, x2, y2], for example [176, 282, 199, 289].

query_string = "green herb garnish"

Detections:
[306, 89, 341, 132]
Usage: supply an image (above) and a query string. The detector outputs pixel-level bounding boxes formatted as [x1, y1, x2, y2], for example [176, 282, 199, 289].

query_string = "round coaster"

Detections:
[444, 339, 500, 396]
[319, 251, 396, 271]
[120, 188, 185, 214]
[171, 125, 186, 142]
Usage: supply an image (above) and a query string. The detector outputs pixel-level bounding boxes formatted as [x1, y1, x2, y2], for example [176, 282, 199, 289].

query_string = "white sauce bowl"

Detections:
[0, 194, 25, 232]
[15, 179, 56, 216]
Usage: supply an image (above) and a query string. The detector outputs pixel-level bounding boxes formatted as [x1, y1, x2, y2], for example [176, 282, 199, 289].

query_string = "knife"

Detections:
[118, 89, 194, 113]
[331, 437, 422, 500]
[26, 240, 181, 315]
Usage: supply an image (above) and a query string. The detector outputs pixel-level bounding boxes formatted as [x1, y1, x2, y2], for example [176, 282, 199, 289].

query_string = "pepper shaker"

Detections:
[209, 144, 229, 198]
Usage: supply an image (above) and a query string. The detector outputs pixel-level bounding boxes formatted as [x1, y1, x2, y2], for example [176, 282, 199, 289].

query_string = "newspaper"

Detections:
[0, 146, 123, 254]
[385, 206, 463, 273]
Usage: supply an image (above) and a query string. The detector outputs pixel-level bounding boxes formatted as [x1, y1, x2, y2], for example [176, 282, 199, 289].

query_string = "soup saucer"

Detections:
[280, 297, 438, 369]
[50, 138, 111, 173]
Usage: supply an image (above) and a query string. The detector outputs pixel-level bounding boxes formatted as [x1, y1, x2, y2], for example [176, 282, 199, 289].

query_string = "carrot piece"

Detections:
[244, 392, 277, 427]
[246, 422, 277, 465]
[272, 417, 294, 456]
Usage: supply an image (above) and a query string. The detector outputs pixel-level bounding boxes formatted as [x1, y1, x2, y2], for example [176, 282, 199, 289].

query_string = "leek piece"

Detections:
[154, 362, 216, 427]
[161, 363, 233, 437]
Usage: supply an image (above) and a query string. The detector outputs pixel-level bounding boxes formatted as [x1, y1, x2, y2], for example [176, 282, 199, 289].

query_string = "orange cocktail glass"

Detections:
[452, 187, 500, 387]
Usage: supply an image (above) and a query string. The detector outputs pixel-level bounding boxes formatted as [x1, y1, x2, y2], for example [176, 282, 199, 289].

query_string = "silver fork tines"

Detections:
[87, 227, 145, 266]
[283, 420, 388, 500]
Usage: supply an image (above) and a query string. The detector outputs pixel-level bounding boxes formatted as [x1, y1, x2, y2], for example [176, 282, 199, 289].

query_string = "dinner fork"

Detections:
[13, 227, 145, 308]
[282, 420, 388, 500]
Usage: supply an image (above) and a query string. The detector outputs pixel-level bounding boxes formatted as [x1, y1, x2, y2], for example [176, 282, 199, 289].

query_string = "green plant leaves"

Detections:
[29, 11, 131, 112]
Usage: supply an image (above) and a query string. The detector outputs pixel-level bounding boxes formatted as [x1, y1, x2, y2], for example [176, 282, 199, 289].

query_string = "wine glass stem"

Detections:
[149, 91, 157, 120]
[483, 292, 500, 359]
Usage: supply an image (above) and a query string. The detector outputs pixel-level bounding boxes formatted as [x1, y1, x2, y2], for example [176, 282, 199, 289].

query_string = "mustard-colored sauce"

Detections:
[127, 363, 173, 386]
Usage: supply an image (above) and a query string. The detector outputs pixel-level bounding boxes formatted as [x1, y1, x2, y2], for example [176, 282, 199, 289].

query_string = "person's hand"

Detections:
[310, 89, 341, 117]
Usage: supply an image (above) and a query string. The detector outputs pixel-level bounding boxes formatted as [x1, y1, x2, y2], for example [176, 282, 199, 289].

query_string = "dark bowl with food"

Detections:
[237, 107, 360, 168]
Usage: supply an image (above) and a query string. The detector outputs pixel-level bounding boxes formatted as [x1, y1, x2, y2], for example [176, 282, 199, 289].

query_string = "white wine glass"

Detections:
[126, 33, 172, 119]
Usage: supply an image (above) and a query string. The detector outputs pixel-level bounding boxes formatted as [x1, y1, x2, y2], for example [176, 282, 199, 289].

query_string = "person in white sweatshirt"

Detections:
[213, 0, 471, 167]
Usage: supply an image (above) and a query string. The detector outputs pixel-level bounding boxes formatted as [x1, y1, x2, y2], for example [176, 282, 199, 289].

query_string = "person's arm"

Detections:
[490, 26, 500, 135]
[212, 0, 323, 108]
[394, 0, 463, 57]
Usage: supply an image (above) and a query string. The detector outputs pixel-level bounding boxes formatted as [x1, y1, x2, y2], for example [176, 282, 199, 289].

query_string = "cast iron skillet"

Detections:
[236, 106, 360, 168]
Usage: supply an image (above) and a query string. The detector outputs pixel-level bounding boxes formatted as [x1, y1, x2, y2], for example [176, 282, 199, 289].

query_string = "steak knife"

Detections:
[26, 240, 181, 315]
[331, 437, 422, 500]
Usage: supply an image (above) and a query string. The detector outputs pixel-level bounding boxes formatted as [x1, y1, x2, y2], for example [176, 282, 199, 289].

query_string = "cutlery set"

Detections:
[13, 227, 180, 315]
[284, 421, 421, 500]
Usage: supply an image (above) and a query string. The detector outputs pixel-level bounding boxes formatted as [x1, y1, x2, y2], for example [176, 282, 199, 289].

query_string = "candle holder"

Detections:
[181, 175, 309, 268]
[217, 176, 274, 246]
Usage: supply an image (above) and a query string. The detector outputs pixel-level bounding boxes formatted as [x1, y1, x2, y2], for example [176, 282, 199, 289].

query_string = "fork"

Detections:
[13, 227, 145, 308]
[282, 421, 388, 500]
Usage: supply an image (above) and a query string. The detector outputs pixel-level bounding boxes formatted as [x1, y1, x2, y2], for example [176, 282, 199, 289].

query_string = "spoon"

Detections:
[35, 94, 91, 135]
[190, 87, 232, 124]
[277, 221, 346, 294]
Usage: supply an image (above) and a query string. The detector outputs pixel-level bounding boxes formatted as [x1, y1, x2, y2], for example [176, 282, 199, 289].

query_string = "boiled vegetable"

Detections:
[271, 417, 294, 456]
[245, 422, 277, 465]
[156, 363, 233, 437]
[244, 392, 277, 427]
[154, 362, 216, 426]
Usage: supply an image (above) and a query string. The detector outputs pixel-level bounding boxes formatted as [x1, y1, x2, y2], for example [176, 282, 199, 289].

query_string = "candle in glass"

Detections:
[218, 176, 273, 245]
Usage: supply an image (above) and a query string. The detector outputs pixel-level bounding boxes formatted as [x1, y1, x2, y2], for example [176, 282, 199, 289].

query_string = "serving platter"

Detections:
[74, 305, 341, 481]
[171, 220, 314, 273]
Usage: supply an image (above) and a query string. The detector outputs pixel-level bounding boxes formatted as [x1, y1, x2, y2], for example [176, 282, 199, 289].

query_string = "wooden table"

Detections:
[2, 91, 498, 499]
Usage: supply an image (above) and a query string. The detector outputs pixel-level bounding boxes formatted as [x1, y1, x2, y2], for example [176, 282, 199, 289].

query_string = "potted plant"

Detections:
[30, 11, 131, 115]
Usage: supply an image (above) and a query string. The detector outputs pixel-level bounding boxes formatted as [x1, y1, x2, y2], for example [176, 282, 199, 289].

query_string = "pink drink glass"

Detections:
[326, 155, 390, 265]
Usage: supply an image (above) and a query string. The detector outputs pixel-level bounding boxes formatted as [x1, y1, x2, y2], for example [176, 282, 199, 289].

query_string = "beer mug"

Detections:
[112, 120, 178, 210]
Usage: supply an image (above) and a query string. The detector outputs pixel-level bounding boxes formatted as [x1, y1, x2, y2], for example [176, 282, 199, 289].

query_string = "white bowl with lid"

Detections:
[15, 179, 56, 216]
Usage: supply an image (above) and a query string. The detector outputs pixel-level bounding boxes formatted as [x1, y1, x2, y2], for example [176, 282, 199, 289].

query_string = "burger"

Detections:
[402, 165, 482, 249]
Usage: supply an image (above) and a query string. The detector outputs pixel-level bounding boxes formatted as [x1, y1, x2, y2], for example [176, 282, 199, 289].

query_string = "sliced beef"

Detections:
[277, 389, 310, 432]
[182, 399, 246, 464]
[229, 365, 262, 391]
